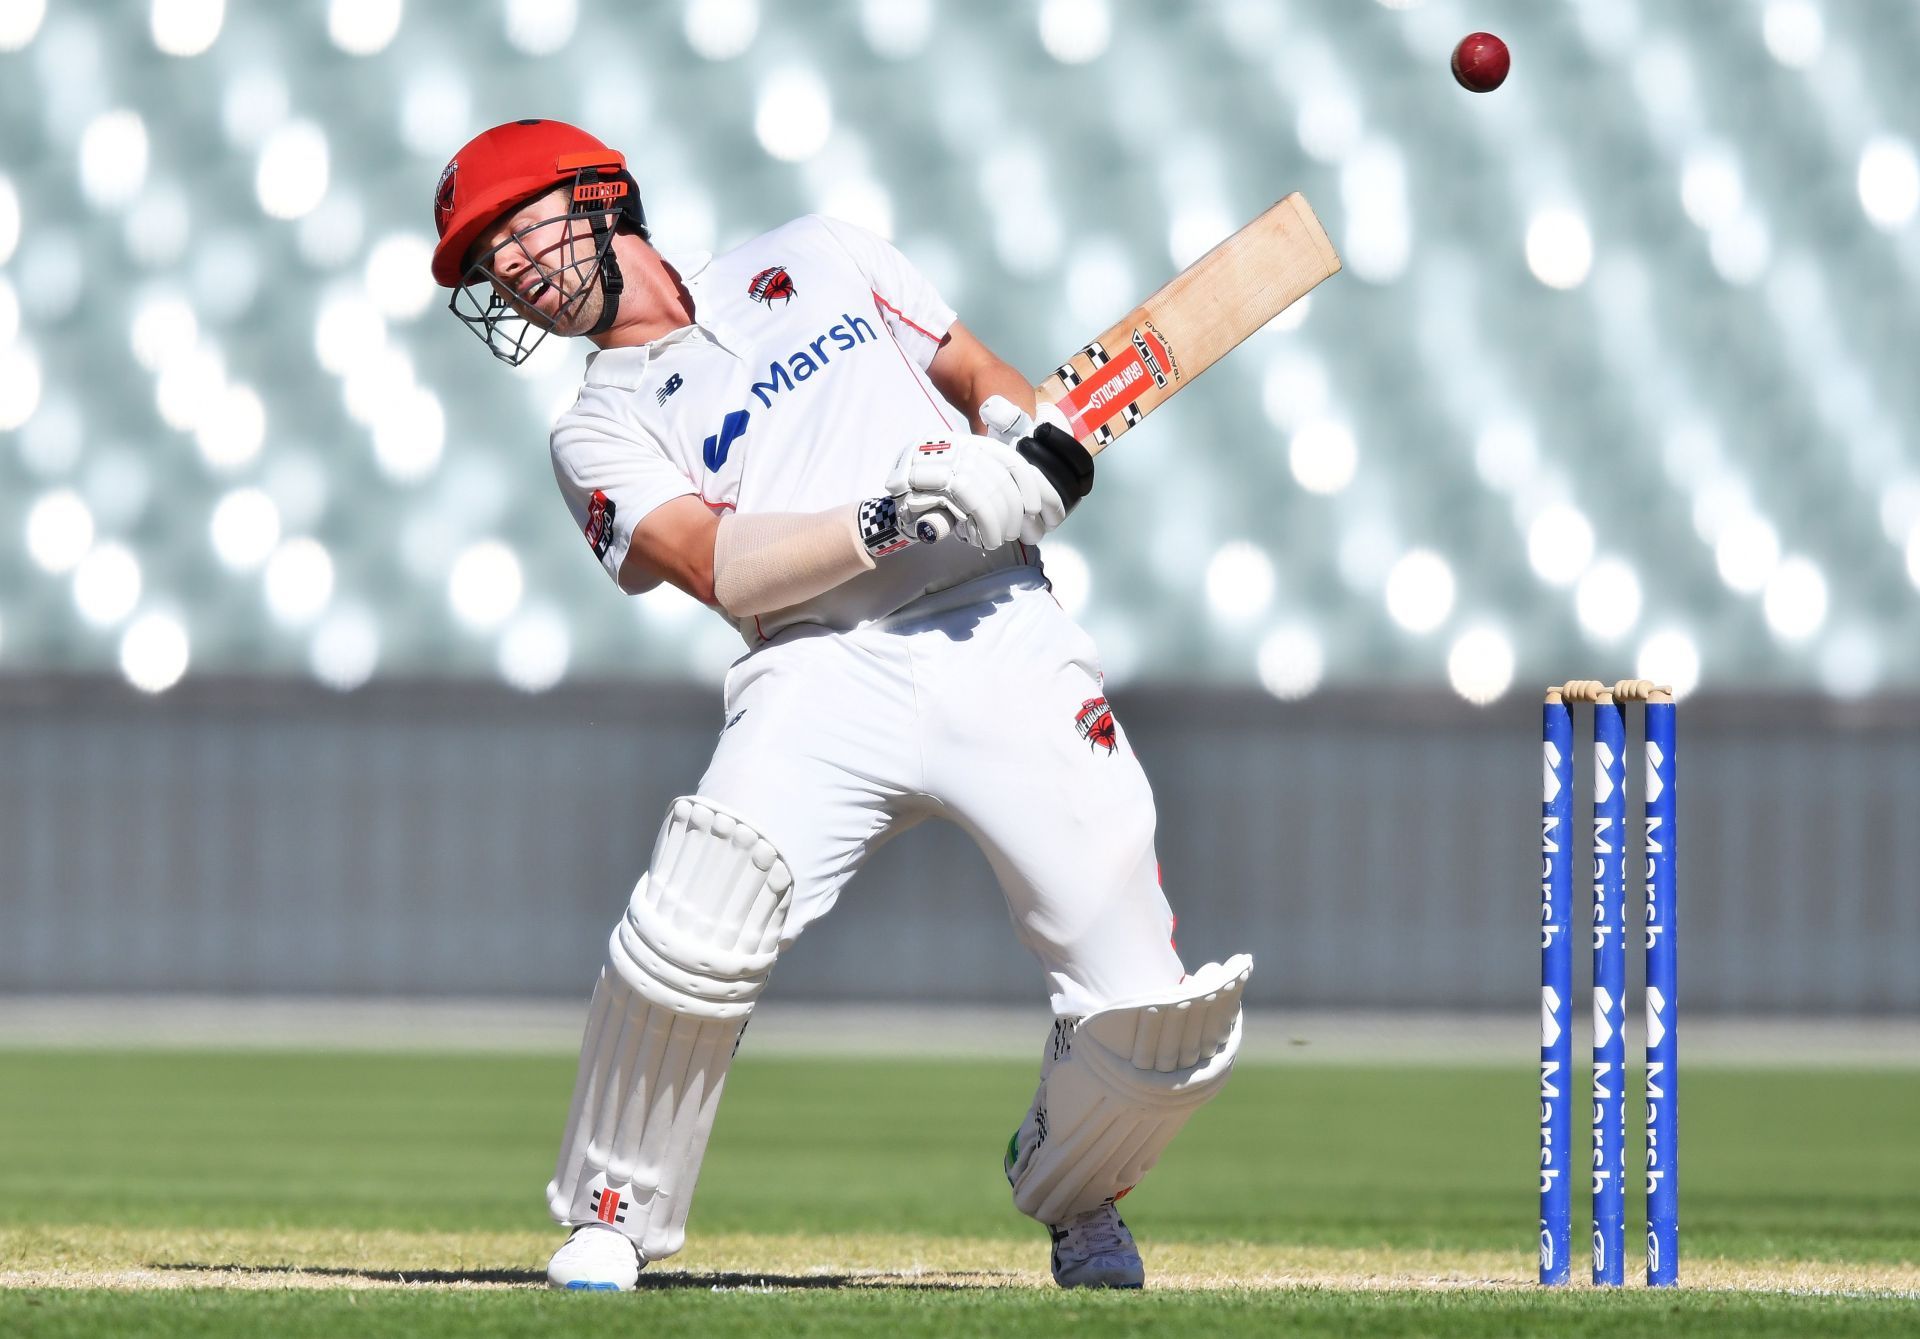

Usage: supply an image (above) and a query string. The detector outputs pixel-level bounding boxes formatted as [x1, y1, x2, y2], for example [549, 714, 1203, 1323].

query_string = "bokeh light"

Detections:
[1289, 420, 1358, 496]
[194, 383, 266, 472]
[1039, 0, 1110, 65]
[498, 606, 571, 692]
[256, 121, 330, 220]
[754, 68, 833, 163]
[0, 176, 18, 266]
[1257, 623, 1325, 701]
[364, 233, 437, 320]
[449, 541, 524, 632]
[1762, 0, 1823, 68]
[119, 613, 189, 693]
[150, 0, 223, 57]
[310, 605, 380, 690]
[504, 0, 574, 54]
[1525, 208, 1593, 290]
[79, 110, 150, 210]
[73, 544, 143, 628]
[0, 0, 45, 51]
[328, 0, 401, 55]
[1575, 558, 1642, 642]
[1526, 505, 1595, 588]
[860, 0, 931, 58]
[1858, 136, 1919, 232]
[1446, 626, 1515, 705]
[1637, 629, 1702, 699]
[25, 491, 94, 574]
[1762, 555, 1828, 641]
[685, 0, 757, 60]
[1385, 549, 1455, 634]
[0, 343, 42, 431]
[264, 538, 335, 627]
[1205, 542, 1276, 622]
[209, 488, 282, 571]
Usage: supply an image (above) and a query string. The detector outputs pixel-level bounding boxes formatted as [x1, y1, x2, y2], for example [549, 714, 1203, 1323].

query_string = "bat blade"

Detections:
[1038, 192, 1340, 455]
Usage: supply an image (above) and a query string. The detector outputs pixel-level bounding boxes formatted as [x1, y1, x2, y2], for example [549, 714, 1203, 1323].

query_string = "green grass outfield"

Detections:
[1, 1050, 1916, 1336]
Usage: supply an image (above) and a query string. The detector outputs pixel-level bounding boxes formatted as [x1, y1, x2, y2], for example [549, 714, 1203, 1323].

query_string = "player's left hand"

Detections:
[979, 395, 1094, 539]
[980, 394, 1071, 448]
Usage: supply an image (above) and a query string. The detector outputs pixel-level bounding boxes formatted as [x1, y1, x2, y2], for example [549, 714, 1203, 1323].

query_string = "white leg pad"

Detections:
[546, 797, 794, 1261]
[1006, 955, 1252, 1225]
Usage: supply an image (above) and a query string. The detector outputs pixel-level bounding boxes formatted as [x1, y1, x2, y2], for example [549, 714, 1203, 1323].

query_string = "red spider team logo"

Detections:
[1075, 697, 1118, 754]
[747, 265, 796, 306]
[434, 160, 458, 227]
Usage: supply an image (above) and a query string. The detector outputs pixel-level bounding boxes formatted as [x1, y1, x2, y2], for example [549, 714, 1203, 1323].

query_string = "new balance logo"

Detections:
[655, 373, 684, 405]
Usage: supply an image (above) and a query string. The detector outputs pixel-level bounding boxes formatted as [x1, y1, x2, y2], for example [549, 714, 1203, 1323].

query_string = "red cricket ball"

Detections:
[1451, 31, 1510, 93]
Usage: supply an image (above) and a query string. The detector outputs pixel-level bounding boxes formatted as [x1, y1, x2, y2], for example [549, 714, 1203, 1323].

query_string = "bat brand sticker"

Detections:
[1059, 345, 1148, 438]
[748, 265, 797, 305]
[584, 489, 616, 559]
[1132, 320, 1178, 388]
[1075, 696, 1118, 754]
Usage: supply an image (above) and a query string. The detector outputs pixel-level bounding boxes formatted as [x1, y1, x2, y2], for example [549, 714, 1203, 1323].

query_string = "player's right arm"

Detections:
[620, 439, 1061, 619]
[620, 496, 720, 602]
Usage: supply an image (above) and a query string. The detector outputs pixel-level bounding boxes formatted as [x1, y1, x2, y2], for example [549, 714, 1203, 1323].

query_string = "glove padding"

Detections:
[979, 394, 1094, 516]
[980, 393, 1072, 446]
[886, 433, 1065, 549]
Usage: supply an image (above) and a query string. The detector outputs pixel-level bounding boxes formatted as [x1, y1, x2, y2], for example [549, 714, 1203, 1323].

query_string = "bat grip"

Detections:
[916, 513, 951, 543]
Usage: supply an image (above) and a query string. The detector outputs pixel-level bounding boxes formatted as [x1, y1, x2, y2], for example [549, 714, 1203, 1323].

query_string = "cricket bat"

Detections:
[1038, 192, 1340, 454]
[921, 193, 1339, 540]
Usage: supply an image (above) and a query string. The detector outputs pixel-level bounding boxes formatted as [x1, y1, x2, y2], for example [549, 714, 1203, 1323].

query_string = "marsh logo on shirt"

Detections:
[584, 489, 616, 559]
[747, 265, 797, 306]
[746, 311, 878, 408]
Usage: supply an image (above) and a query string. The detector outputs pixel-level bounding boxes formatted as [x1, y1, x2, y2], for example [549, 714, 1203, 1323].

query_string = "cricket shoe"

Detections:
[546, 1224, 644, 1290]
[1047, 1203, 1144, 1289]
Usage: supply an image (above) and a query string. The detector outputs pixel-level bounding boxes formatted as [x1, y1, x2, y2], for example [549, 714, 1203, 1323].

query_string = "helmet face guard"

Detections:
[447, 166, 638, 366]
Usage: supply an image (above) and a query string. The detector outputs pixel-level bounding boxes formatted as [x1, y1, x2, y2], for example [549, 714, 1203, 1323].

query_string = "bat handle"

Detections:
[915, 512, 951, 544]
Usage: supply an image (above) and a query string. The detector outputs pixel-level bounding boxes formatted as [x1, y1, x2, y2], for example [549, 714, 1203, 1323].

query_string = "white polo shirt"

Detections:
[549, 214, 1041, 644]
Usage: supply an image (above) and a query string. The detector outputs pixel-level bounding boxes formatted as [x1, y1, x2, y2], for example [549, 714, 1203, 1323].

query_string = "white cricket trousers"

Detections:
[700, 573, 1184, 1015]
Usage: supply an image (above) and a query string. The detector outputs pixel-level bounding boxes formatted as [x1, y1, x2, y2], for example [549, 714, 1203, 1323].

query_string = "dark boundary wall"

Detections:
[2, 677, 1916, 1011]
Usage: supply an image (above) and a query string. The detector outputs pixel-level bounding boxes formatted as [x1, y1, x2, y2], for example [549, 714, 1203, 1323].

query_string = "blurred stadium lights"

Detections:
[1447, 626, 1515, 706]
[0, 2, 1913, 704]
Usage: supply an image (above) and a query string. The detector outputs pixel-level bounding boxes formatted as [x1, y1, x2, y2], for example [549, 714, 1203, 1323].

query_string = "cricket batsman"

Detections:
[429, 119, 1251, 1291]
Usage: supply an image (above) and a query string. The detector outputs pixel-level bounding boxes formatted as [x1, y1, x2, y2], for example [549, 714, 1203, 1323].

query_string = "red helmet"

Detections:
[430, 118, 646, 288]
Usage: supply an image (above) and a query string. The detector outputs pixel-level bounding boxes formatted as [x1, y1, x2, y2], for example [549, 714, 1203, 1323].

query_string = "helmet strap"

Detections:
[586, 215, 624, 337]
[573, 168, 628, 337]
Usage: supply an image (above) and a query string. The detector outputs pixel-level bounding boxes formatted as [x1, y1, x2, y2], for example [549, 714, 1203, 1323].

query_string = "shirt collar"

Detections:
[660, 249, 712, 283]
